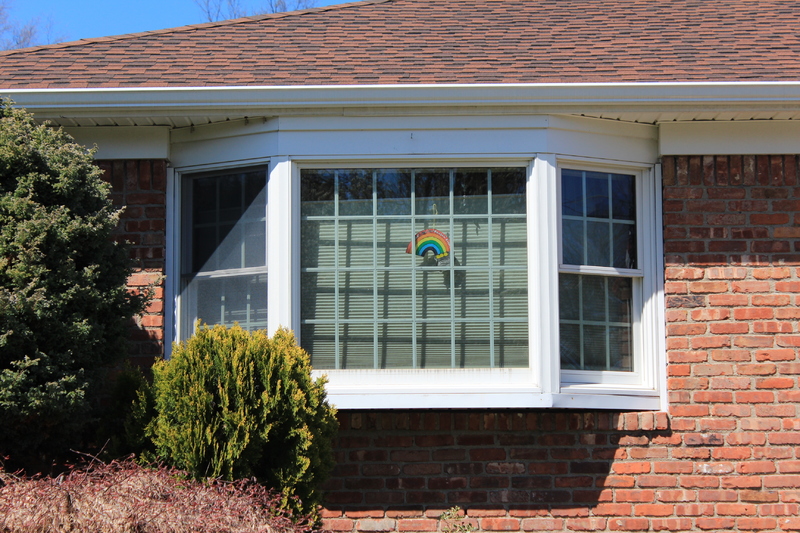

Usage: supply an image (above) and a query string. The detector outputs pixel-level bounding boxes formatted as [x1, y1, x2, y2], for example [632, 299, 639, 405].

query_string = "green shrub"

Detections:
[149, 324, 338, 514]
[0, 99, 147, 469]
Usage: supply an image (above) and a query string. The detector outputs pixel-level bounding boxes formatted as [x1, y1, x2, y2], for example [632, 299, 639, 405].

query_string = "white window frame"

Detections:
[168, 154, 665, 411]
[555, 157, 664, 401]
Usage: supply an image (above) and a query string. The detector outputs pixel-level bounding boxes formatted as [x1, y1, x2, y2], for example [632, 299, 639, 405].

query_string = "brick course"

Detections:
[319, 154, 800, 532]
[99, 159, 167, 364]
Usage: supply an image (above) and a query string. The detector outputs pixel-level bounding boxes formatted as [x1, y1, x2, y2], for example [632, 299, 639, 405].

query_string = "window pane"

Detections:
[562, 169, 637, 269]
[456, 322, 491, 367]
[559, 274, 634, 372]
[562, 219, 584, 265]
[417, 322, 452, 368]
[582, 275, 606, 322]
[454, 169, 488, 214]
[416, 270, 452, 320]
[455, 271, 490, 319]
[492, 168, 527, 214]
[301, 167, 528, 370]
[561, 169, 583, 217]
[376, 169, 411, 215]
[304, 323, 336, 368]
[609, 326, 632, 371]
[560, 323, 581, 370]
[493, 218, 527, 267]
[377, 271, 412, 320]
[301, 169, 335, 217]
[585, 173, 609, 219]
[378, 322, 413, 368]
[301, 220, 336, 269]
[339, 220, 374, 268]
[415, 169, 450, 216]
[453, 218, 489, 267]
[182, 167, 268, 339]
[493, 270, 528, 318]
[377, 219, 412, 268]
[300, 271, 335, 321]
[339, 271, 374, 320]
[612, 174, 635, 221]
[559, 273, 580, 321]
[495, 322, 528, 368]
[586, 221, 610, 267]
[613, 223, 636, 269]
[339, 169, 373, 216]
[339, 323, 374, 369]
[183, 273, 267, 335]
[583, 325, 607, 370]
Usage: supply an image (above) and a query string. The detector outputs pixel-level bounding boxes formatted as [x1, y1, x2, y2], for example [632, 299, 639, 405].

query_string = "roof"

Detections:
[2, 0, 800, 89]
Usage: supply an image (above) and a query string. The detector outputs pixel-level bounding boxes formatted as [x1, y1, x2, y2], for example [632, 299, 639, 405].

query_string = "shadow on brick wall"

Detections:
[322, 410, 671, 514]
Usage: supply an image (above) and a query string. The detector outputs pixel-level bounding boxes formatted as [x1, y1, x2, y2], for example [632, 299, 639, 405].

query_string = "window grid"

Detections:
[181, 169, 268, 339]
[301, 168, 527, 370]
[559, 168, 636, 373]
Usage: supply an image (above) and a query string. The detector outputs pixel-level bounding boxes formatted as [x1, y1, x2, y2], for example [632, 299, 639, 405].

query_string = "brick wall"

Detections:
[98, 159, 167, 365]
[319, 154, 800, 533]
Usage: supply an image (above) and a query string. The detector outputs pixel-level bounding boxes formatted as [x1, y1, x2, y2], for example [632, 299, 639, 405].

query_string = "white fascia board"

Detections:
[3, 82, 800, 119]
[660, 120, 800, 155]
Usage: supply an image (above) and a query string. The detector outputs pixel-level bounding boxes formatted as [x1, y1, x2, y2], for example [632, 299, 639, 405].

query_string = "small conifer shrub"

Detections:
[149, 324, 338, 514]
[0, 99, 146, 468]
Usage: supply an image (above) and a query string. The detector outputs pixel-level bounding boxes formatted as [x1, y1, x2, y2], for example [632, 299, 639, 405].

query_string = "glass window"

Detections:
[301, 167, 528, 369]
[559, 168, 637, 373]
[180, 167, 268, 338]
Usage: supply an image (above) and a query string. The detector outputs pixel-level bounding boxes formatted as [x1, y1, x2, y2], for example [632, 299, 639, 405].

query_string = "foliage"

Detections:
[0, 0, 60, 50]
[440, 507, 476, 533]
[195, 0, 317, 22]
[149, 324, 338, 515]
[0, 458, 320, 533]
[96, 362, 157, 460]
[0, 99, 147, 468]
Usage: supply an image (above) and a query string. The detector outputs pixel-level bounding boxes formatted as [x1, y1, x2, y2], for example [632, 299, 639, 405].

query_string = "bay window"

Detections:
[174, 154, 663, 410]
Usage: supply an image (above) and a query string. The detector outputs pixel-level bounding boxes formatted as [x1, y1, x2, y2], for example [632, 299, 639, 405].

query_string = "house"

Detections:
[2, 0, 800, 530]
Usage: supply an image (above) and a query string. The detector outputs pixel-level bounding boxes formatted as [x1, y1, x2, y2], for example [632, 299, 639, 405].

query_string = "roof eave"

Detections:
[3, 82, 800, 124]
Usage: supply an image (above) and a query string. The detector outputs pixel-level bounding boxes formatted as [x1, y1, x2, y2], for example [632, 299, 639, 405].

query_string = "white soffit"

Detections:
[65, 126, 170, 159]
[660, 121, 800, 156]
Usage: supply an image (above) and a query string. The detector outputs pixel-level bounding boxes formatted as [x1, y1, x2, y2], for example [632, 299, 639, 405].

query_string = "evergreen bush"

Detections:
[0, 99, 146, 468]
[149, 324, 338, 514]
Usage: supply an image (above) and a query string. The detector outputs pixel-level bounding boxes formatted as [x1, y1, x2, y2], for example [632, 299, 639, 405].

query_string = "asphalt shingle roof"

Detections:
[1, 0, 800, 88]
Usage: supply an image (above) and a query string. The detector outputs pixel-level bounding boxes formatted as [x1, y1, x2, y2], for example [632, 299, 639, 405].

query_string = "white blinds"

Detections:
[300, 167, 528, 370]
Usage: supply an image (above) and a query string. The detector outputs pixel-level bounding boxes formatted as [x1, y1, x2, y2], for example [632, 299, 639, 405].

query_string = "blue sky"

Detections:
[9, 0, 349, 43]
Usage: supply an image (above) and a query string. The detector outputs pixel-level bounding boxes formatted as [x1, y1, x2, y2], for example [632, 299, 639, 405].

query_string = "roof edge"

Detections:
[0, 0, 389, 57]
[3, 82, 800, 120]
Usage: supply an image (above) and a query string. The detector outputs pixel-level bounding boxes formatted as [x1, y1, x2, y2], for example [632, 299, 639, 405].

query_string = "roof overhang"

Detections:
[3, 82, 800, 128]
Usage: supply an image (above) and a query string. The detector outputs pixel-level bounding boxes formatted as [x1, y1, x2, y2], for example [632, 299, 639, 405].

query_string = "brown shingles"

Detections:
[1, 0, 800, 88]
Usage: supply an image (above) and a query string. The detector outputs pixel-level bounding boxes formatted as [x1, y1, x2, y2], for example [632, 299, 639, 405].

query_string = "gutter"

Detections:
[3, 82, 800, 120]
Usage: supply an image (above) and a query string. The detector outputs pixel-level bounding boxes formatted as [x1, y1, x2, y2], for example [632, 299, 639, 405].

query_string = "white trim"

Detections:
[64, 126, 170, 160]
[267, 157, 293, 336]
[5, 82, 800, 117]
[532, 154, 560, 396]
[164, 165, 177, 359]
[660, 120, 800, 155]
[554, 157, 663, 395]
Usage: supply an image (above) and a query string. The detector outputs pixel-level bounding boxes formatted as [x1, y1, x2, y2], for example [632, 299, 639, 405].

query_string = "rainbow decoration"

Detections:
[405, 228, 451, 258]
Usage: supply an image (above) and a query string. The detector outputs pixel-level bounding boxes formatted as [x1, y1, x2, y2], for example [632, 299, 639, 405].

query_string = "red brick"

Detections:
[521, 518, 564, 531]
[607, 518, 649, 531]
[695, 517, 735, 530]
[737, 517, 778, 530]
[633, 504, 673, 517]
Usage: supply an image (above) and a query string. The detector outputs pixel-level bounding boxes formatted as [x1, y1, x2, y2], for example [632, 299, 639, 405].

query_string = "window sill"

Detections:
[314, 369, 661, 410]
